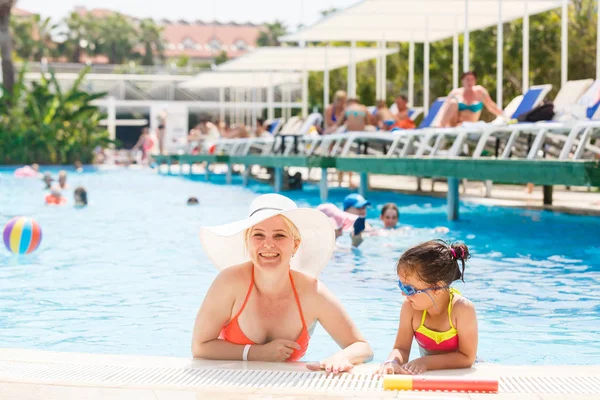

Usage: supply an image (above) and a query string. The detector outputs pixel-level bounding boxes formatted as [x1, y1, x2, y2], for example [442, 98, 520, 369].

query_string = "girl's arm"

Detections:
[377, 300, 414, 375]
[401, 299, 478, 374]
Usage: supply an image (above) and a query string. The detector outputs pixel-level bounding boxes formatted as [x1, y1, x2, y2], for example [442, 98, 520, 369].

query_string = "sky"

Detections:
[17, 0, 356, 31]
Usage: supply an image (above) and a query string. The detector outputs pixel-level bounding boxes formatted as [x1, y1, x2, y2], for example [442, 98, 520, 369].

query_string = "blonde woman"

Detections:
[192, 194, 373, 373]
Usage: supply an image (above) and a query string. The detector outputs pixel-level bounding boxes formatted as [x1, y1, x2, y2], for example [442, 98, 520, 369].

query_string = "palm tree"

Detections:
[138, 19, 164, 66]
[59, 12, 96, 63]
[257, 21, 287, 47]
[0, 0, 16, 94]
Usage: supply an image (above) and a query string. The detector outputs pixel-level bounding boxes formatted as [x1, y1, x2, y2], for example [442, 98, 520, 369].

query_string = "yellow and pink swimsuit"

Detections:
[414, 288, 460, 356]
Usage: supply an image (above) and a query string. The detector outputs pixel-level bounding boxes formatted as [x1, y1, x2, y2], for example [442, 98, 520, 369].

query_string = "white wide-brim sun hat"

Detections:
[199, 194, 335, 278]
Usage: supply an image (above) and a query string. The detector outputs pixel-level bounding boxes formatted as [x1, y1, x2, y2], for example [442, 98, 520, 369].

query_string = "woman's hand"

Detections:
[306, 353, 354, 374]
[399, 359, 428, 375]
[375, 359, 403, 376]
[251, 339, 300, 362]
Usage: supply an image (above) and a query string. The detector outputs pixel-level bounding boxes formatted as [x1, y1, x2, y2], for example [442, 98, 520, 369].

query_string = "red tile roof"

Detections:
[13, 8, 35, 17]
[161, 23, 263, 59]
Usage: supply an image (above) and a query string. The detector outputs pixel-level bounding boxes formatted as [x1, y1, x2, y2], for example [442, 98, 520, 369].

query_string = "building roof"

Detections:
[161, 23, 262, 59]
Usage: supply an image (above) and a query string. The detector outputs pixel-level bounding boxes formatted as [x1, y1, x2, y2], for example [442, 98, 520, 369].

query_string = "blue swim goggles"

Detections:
[397, 280, 448, 297]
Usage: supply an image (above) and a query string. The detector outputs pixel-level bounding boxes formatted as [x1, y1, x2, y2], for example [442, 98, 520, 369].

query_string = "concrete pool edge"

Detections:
[0, 348, 598, 399]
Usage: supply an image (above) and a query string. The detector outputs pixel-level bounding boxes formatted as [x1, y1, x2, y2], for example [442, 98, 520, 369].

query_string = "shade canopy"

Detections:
[280, 0, 563, 43]
[179, 71, 302, 89]
[215, 46, 398, 72]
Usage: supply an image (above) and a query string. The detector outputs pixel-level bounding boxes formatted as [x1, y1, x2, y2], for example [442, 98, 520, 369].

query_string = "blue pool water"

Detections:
[1, 166, 599, 365]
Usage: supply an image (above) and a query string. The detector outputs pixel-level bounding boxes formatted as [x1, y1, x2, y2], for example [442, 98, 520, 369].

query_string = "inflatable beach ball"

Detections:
[2, 217, 42, 254]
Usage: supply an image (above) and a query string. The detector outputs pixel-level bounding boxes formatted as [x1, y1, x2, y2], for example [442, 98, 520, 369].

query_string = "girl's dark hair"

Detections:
[396, 240, 470, 286]
[461, 70, 477, 80]
[380, 203, 399, 218]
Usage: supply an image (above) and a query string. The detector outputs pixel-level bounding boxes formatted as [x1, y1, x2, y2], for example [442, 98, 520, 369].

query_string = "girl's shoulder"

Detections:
[451, 291, 476, 321]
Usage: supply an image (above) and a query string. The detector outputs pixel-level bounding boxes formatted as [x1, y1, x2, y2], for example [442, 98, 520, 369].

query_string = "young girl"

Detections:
[378, 240, 477, 375]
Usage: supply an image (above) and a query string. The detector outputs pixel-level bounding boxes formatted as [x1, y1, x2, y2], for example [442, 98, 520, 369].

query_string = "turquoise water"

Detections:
[1, 166, 599, 365]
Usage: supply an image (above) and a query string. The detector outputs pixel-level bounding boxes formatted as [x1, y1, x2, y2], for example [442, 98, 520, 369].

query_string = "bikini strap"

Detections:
[232, 266, 255, 320]
[419, 309, 427, 327]
[289, 271, 308, 329]
[447, 288, 456, 329]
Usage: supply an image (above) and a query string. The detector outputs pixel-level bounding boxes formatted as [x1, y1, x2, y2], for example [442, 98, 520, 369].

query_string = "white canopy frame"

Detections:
[281, 0, 576, 112]
[214, 46, 397, 116]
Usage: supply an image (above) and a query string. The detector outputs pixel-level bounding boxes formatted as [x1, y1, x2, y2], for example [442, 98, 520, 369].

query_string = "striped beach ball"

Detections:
[2, 217, 42, 254]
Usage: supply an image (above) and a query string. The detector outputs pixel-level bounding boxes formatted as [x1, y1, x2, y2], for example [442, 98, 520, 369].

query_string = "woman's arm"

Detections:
[191, 269, 246, 360]
[481, 88, 504, 116]
[309, 281, 373, 371]
[401, 299, 478, 374]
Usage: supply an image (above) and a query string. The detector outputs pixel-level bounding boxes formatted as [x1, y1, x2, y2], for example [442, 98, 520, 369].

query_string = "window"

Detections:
[234, 39, 247, 51]
[208, 37, 221, 51]
[182, 37, 196, 50]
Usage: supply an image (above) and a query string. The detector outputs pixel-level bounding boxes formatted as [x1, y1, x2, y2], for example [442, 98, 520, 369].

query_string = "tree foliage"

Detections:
[0, 67, 112, 164]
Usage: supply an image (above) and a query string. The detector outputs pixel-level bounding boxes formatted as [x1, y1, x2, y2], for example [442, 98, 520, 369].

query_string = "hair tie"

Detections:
[450, 248, 457, 259]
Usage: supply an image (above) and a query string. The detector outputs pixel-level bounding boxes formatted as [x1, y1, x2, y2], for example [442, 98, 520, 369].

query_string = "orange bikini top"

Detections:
[219, 267, 310, 362]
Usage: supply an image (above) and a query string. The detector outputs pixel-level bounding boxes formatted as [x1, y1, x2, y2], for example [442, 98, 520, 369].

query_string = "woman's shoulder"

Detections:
[213, 262, 253, 288]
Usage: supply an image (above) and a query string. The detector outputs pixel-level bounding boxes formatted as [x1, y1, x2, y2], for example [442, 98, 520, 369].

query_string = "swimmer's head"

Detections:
[380, 203, 399, 229]
[50, 185, 62, 197]
[32, 163, 40, 172]
[74, 186, 88, 206]
[397, 240, 470, 290]
[187, 197, 199, 205]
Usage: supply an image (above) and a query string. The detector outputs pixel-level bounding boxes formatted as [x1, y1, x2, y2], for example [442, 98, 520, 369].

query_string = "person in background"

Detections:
[45, 185, 67, 205]
[255, 117, 268, 137]
[157, 109, 168, 155]
[324, 90, 347, 134]
[74, 187, 88, 207]
[440, 71, 503, 128]
[392, 95, 416, 129]
[380, 203, 400, 229]
[375, 100, 398, 131]
[132, 127, 154, 165]
[377, 240, 477, 375]
[187, 197, 199, 205]
[58, 170, 69, 189]
[42, 172, 54, 189]
[74, 161, 83, 173]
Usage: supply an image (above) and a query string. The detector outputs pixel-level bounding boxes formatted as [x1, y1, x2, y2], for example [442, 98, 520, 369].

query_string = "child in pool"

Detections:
[377, 240, 477, 375]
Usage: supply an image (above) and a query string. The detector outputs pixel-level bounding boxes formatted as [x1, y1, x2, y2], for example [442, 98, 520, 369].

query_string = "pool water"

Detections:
[1, 167, 599, 365]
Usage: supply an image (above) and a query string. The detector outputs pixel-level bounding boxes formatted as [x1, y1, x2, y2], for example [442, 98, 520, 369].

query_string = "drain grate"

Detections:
[0, 360, 599, 394]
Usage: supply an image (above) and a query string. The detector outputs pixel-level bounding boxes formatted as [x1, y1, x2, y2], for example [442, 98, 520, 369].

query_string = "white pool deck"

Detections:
[0, 349, 598, 399]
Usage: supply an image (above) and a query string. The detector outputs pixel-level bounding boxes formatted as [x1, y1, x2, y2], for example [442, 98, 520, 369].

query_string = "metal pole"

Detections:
[453, 31, 459, 89]
[561, 0, 568, 87]
[447, 177, 460, 221]
[324, 45, 330, 111]
[464, 0, 470, 72]
[267, 75, 274, 120]
[350, 41, 356, 97]
[497, 0, 503, 107]
[424, 19, 430, 114]
[376, 41, 381, 100]
[597, 0, 600, 79]
[302, 68, 309, 117]
[408, 40, 415, 106]
[382, 40, 387, 100]
[219, 87, 225, 122]
[523, 1, 529, 92]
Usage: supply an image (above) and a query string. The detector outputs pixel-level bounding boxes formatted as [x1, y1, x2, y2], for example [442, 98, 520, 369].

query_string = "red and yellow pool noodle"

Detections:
[383, 375, 498, 393]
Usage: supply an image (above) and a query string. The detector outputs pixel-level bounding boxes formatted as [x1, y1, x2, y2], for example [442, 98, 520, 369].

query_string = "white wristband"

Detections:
[242, 344, 252, 361]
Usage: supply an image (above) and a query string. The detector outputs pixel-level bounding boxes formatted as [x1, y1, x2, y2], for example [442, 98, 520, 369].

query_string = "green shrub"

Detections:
[0, 66, 113, 165]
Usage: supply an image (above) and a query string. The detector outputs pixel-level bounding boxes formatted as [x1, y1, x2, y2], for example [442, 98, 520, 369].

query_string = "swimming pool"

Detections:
[1, 166, 599, 365]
